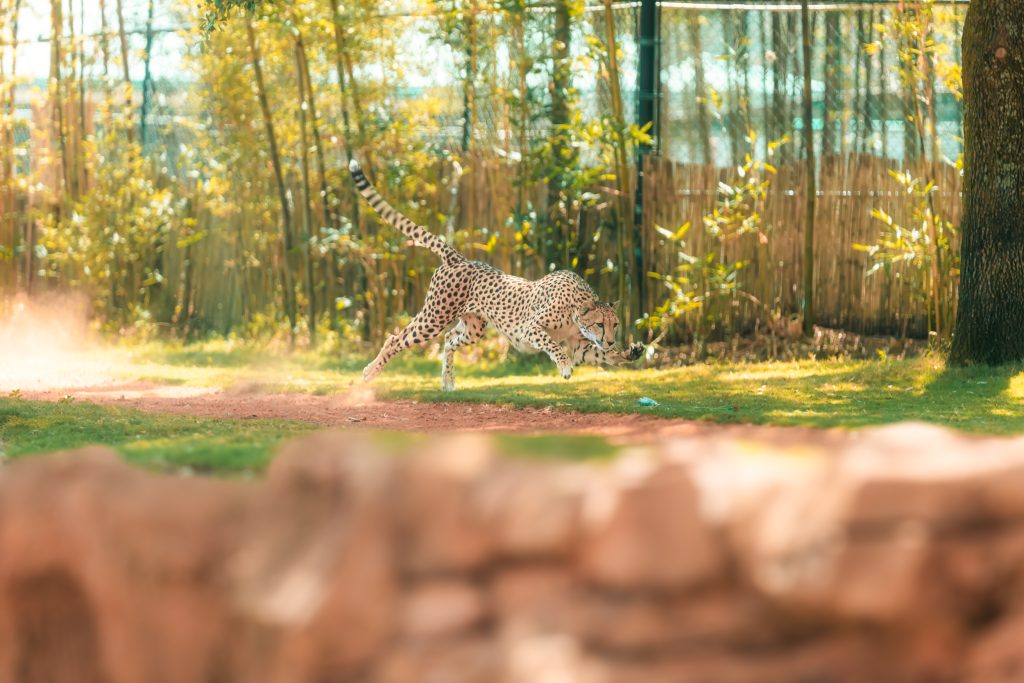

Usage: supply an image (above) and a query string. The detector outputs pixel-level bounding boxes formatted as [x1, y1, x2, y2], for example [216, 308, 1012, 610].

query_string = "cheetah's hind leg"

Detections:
[441, 314, 487, 391]
[363, 309, 453, 383]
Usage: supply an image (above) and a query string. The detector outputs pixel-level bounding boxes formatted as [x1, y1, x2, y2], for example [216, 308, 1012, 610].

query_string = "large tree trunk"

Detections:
[949, 1, 1024, 365]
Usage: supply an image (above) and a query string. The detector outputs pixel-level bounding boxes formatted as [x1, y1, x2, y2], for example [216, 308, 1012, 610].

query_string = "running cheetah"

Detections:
[351, 159, 644, 390]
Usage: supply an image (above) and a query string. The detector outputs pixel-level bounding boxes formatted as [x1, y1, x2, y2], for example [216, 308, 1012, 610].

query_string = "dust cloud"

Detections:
[0, 295, 116, 392]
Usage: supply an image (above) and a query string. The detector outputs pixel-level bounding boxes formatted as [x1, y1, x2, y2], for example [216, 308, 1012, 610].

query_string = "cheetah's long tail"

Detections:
[349, 159, 462, 262]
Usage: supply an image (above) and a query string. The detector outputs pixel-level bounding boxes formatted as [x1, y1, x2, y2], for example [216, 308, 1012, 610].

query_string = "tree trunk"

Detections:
[687, 13, 712, 165]
[822, 12, 840, 156]
[602, 0, 635, 332]
[98, 0, 109, 78]
[878, 9, 890, 159]
[76, 0, 86, 192]
[329, 0, 369, 336]
[800, 0, 815, 336]
[949, 0, 1024, 365]
[245, 18, 297, 345]
[294, 37, 317, 348]
[461, 0, 477, 153]
[771, 12, 788, 162]
[548, 0, 572, 269]
[51, 0, 70, 200]
[114, 0, 133, 143]
[292, 20, 334, 331]
[140, 0, 155, 148]
[6, 0, 21, 291]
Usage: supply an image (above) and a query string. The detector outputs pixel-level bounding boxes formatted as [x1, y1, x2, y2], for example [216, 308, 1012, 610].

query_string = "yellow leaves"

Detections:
[654, 222, 689, 243]
[471, 233, 498, 254]
[871, 208, 894, 226]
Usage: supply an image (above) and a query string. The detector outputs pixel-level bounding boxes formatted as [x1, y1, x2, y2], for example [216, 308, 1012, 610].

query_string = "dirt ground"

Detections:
[20, 381, 855, 447]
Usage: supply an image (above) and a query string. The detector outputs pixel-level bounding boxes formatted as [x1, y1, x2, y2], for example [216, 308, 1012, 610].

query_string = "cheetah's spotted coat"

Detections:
[350, 159, 643, 390]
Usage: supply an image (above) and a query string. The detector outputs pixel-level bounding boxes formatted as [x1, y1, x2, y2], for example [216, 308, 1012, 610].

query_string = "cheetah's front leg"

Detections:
[518, 327, 575, 380]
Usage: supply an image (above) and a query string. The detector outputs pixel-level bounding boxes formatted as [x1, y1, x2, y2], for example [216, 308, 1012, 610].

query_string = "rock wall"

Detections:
[2, 425, 1024, 683]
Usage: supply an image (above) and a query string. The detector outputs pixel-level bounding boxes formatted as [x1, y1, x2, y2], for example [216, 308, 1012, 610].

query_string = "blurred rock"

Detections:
[478, 461, 584, 560]
[2, 425, 1024, 682]
[401, 580, 486, 639]
[967, 611, 1024, 683]
[490, 566, 577, 634]
[395, 434, 497, 574]
[578, 458, 725, 591]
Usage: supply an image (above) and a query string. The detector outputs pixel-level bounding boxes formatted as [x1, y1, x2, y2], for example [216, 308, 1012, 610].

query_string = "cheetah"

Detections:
[350, 159, 644, 391]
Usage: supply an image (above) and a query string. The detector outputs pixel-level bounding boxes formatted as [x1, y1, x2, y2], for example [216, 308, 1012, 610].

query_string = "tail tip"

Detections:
[349, 158, 361, 174]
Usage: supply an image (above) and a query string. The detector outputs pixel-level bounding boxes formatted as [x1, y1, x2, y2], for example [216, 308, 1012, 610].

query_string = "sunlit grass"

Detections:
[113, 341, 1024, 435]
[4, 341, 1024, 475]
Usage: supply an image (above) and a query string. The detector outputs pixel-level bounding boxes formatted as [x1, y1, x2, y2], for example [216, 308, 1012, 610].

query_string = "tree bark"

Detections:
[294, 37, 317, 347]
[949, 0, 1024, 365]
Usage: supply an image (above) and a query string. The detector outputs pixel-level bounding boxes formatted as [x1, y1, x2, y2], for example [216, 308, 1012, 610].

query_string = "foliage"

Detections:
[199, 0, 269, 31]
[0, 2, 970, 348]
[647, 132, 786, 345]
[860, 0, 964, 340]
[855, 168, 960, 338]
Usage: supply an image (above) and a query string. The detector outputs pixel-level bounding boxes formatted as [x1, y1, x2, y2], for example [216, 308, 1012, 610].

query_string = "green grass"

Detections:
[4, 340, 1024, 474]
[385, 358, 1024, 434]
[122, 341, 1024, 435]
[0, 397, 313, 474]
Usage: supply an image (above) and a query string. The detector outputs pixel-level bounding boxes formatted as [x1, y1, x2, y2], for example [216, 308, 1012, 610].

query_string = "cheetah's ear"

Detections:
[610, 300, 621, 310]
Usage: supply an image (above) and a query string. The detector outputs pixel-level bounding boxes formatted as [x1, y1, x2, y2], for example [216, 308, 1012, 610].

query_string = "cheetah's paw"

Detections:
[362, 365, 380, 383]
[624, 342, 646, 362]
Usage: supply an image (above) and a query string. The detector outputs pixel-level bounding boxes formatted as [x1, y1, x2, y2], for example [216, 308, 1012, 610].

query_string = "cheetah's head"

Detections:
[576, 302, 619, 351]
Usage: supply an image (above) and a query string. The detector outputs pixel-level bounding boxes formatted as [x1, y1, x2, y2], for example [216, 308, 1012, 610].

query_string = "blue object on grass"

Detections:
[638, 397, 659, 407]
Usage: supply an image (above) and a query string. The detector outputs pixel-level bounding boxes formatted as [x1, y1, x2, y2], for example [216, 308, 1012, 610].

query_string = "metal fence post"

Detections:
[635, 0, 659, 320]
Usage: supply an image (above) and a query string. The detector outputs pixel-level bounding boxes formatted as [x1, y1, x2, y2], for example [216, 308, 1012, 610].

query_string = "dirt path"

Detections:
[21, 382, 853, 447]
